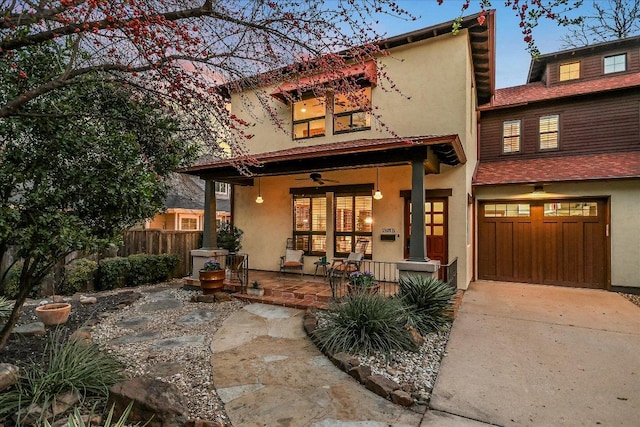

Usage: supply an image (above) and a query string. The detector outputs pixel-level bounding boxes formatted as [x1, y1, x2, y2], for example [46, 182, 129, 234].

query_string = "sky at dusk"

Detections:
[376, 1, 596, 88]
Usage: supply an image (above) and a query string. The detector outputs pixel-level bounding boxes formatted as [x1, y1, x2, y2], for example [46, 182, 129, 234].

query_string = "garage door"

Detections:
[478, 200, 607, 289]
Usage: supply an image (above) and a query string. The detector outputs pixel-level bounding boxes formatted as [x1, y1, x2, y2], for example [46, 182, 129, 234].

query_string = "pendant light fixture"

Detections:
[373, 168, 383, 200]
[255, 177, 264, 204]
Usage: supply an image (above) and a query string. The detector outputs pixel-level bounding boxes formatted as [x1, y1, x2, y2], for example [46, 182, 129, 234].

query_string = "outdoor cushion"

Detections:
[284, 249, 303, 266]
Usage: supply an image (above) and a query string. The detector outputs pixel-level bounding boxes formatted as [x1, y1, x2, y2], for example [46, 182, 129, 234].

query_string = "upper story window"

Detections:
[539, 115, 559, 150]
[293, 96, 326, 140]
[333, 86, 371, 134]
[604, 53, 626, 74]
[502, 120, 521, 154]
[293, 195, 326, 255]
[559, 61, 580, 81]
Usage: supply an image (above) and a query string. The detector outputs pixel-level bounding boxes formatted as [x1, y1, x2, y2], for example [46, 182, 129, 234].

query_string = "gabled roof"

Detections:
[480, 72, 640, 109]
[528, 35, 640, 83]
[224, 11, 495, 105]
[181, 135, 465, 184]
[473, 152, 640, 186]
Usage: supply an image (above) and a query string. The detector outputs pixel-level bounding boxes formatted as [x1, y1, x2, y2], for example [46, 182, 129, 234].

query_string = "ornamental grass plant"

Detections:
[0, 328, 125, 425]
[398, 274, 456, 335]
[314, 293, 417, 356]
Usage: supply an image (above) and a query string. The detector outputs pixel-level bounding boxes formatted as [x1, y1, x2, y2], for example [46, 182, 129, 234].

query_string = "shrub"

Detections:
[96, 257, 130, 291]
[96, 254, 178, 290]
[0, 296, 13, 320]
[0, 329, 125, 424]
[217, 223, 243, 252]
[314, 293, 417, 356]
[44, 402, 136, 427]
[398, 274, 456, 335]
[60, 259, 98, 295]
[1, 261, 42, 299]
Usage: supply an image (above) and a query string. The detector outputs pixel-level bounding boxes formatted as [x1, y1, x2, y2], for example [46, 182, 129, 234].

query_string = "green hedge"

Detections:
[95, 254, 179, 291]
[60, 259, 98, 295]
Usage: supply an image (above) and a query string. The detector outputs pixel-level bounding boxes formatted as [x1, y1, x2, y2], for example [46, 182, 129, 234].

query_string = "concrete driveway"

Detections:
[430, 281, 640, 426]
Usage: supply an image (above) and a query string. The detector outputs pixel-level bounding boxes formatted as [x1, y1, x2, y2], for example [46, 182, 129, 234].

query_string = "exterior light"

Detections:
[373, 168, 383, 200]
[255, 177, 264, 204]
[532, 184, 545, 196]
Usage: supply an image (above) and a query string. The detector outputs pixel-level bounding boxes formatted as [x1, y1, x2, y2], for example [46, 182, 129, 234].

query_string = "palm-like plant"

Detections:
[398, 274, 456, 334]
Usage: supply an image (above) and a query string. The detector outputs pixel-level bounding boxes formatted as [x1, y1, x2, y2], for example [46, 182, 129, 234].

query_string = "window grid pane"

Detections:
[294, 198, 310, 231]
[336, 196, 353, 232]
[294, 196, 326, 255]
[559, 62, 580, 81]
[604, 54, 626, 73]
[484, 203, 531, 217]
[539, 115, 559, 150]
[293, 97, 326, 140]
[355, 196, 372, 233]
[544, 202, 598, 217]
[503, 120, 521, 153]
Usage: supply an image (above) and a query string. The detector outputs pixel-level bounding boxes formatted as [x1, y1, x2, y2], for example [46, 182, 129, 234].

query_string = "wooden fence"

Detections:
[120, 230, 202, 278]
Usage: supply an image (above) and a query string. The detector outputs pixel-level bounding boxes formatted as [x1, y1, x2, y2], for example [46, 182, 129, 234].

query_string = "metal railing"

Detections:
[328, 257, 458, 299]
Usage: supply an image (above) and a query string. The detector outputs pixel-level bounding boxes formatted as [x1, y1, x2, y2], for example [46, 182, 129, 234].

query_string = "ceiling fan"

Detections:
[295, 172, 339, 185]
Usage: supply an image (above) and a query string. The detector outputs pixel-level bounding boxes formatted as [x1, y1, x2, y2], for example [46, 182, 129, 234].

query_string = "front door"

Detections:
[404, 198, 448, 273]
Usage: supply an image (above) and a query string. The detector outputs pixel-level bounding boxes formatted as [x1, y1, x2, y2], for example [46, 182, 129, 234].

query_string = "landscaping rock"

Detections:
[191, 294, 215, 303]
[0, 363, 19, 392]
[185, 419, 228, 427]
[330, 352, 360, 371]
[70, 327, 92, 343]
[365, 374, 400, 398]
[80, 296, 97, 305]
[406, 326, 425, 347]
[390, 389, 414, 406]
[303, 317, 318, 335]
[108, 377, 188, 427]
[213, 292, 232, 302]
[11, 322, 45, 337]
[347, 364, 372, 384]
[51, 390, 81, 417]
[52, 295, 66, 303]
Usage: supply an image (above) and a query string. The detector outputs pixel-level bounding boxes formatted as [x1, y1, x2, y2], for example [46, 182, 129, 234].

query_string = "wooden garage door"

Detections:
[478, 200, 607, 289]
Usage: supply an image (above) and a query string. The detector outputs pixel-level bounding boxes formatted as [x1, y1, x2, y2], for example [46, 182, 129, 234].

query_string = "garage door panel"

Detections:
[479, 200, 607, 289]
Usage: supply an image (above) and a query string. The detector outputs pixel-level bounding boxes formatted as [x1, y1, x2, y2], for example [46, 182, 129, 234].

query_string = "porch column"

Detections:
[408, 158, 429, 261]
[202, 180, 218, 249]
[189, 179, 227, 282]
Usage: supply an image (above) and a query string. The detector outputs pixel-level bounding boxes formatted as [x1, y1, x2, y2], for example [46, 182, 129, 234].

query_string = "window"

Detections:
[293, 96, 326, 140]
[180, 217, 198, 230]
[215, 182, 229, 195]
[293, 195, 326, 254]
[559, 61, 580, 81]
[484, 204, 531, 218]
[544, 202, 597, 217]
[335, 195, 373, 257]
[333, 86, 371, 134]
[539, 115, 559, 150]
[604, 54, 626, 74]
[502, 120, 521, 153]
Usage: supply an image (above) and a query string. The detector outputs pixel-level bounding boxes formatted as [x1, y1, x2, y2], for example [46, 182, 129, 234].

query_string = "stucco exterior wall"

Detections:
[474, 180, 640, 289]
[231, 31, 472, 154]
[230, 30, 477, 289]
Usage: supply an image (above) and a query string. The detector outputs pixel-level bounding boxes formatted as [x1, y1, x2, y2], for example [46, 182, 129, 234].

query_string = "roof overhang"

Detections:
[182, 135, 465, 185]
[473, 152, 640, 186]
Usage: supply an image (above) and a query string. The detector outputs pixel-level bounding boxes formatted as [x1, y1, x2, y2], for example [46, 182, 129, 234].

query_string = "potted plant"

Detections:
[247, 280, 264, 297]
[199, 259, 225, 294]
[217, 223, 243, 253]
[347, 270, 379, 295]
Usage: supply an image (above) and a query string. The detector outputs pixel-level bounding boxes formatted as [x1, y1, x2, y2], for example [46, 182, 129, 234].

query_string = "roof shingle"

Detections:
[473, 152, 640, 186]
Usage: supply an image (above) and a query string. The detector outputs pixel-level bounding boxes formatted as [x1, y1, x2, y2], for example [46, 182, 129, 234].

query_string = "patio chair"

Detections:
[280, 238, 304, 277]
[327, 239, 369, 293]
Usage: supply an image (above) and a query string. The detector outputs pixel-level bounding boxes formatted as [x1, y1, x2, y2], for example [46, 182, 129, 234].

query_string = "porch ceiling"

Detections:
[181, 135, 465, 185]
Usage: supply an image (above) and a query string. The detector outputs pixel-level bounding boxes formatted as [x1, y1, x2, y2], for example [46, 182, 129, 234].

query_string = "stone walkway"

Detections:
[210, 303, 485, 427]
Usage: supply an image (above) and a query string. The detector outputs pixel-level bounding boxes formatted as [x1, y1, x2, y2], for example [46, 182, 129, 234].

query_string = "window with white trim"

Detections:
[502, 120, 521, 153]
[539, 115, 559, 150]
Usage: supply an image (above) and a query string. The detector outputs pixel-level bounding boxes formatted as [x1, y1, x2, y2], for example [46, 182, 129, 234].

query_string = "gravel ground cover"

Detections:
[2, 282, 455, 423]
[621, 292, 640, 308]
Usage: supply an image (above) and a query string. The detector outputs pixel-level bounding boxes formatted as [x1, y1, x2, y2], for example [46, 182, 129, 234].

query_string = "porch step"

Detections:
[233, 292, 328, 310]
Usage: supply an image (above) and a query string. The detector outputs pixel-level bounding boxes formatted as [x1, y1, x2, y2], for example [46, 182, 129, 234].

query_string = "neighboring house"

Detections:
[141, 174, 231, 231]
[183, 12, 494, 289]
[474, 36, 640, 291]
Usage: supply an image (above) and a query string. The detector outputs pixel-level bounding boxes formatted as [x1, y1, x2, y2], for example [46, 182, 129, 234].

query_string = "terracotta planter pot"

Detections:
[199, 270, 225, 295]
[347, 283, 380, 296]
[35, 302, 71, 326]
